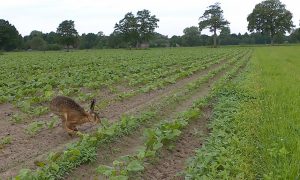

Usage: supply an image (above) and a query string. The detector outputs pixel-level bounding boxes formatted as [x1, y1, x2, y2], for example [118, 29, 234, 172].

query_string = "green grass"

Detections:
[185, 46, 300, 179]
[252, 46, 300, 179]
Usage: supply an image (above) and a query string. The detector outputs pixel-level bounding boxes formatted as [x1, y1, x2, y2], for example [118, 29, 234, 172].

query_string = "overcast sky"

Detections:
[1, 0, 299, 37]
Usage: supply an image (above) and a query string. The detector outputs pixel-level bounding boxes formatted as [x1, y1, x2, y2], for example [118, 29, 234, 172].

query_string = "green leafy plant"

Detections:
[25, 121, 45, 136]
[13, 48, 252, 179]
[96, 50, 251, 179]
[97, 155, 144, 179]
[46, 117, 60, 129]
[0, 136, 12, 149]
[10, 113, 24, 124]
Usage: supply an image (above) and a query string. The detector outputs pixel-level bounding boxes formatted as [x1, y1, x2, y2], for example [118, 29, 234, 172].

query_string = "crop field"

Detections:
[0, 46, 298, 179]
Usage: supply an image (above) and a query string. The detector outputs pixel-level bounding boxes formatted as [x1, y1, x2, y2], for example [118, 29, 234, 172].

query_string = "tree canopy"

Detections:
[136, 9, 159, 43]
[114, 12, 139, 47]
[56, 20, 79, 50]
[0, 19, 22, 51]
[198, 3, 229, 47]
[114, 10, 159, 48]
[247, 0, 294, 44]
[182, 26, 201, 46]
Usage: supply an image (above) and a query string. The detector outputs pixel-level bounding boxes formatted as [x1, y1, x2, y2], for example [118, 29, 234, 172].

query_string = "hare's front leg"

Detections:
[64, 121, 77, 135]
[63, 113, 76, 135]
[69, 124, 78, 131]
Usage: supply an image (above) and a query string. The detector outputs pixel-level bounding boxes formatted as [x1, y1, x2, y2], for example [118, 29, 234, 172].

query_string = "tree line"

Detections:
[1, 0, 300, 51]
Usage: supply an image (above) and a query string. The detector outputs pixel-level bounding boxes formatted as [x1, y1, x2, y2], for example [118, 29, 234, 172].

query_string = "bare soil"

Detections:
[141, 106, 212, 180]
[0, 59, 227, 179]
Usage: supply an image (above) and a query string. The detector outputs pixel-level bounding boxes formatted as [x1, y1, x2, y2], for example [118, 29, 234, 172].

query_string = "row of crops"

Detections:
[1, 48, 243, 117]
[12, 48, 252, 179]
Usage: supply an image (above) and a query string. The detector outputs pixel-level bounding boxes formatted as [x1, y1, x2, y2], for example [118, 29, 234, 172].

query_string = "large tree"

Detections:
[114, 12, 139, 47]
[198, 2, 229, 48]
[182, 26, 201, 46]
[247, 0, 294, 44]
[289, 28, 300, 43]
[136, 9, 159, 44]
[0, 19, 22, 51]
[219, 27, 231, 45]
[43, 31, 59, 45]
[114, 10, 159, 47]
[56, 20, 78, 50]
[29, 36, 47, 50]
[170, 35, 182, 47]
[26, 30, 47, 50]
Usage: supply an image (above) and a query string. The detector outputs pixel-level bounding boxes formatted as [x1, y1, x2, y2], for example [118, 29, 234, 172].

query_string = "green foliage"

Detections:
[13, 47, 251, 179]
[185, 46, 300, 179]
[79, 33, 99, 49]
[136, 9, 159, 43]
[16, 111, 156, 179]
[247, 0, 294, 44]
[114, 9, 159, 47]
[15, 169, 36, 180]
[96, 156, 144, 179]
[46, 117, 60, 129]
[96, 51, 251, 179]
[185, 85, 255, 179]
[0, 136, 12, 145]
[28, 36, 47, 50]
[96, 108, 200, 179]
[251, 46, 300, 178]
[10, 113, 24, 124]
[24, 118, 58, 136]
[182, 26, 201, 47]
[56, 20, 79, 49]
[198, 3, 230, 47]
[0, 19, 22, 51]
[1, 48, 247, 117]
[46, 44, 62, 51]
[0, 135, 12, 149]
[115, 12, 139, 46]
[25, 121, 45, 136]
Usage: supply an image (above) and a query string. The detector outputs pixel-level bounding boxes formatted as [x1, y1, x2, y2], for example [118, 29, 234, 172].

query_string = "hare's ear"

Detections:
[90, 99, 96, 112]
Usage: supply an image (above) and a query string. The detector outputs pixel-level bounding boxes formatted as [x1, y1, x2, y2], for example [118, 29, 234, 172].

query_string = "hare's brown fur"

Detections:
[50, 96, 100, 135]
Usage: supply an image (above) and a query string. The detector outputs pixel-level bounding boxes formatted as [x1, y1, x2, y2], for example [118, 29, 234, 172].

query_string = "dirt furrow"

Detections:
[64, 60, 235, 179]
[100, 59, 228, 121]
[0, 59, 228, 179]
[141, 58, 250, 180]
[141, 106, 212, 180]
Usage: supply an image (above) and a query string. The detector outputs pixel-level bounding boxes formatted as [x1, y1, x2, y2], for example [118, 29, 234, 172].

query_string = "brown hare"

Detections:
[50, 96, 100, 135]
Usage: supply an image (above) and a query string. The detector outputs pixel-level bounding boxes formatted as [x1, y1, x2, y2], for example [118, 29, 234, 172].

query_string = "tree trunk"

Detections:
[213, 29, 217, 48]
[270, 36, 274, 45]
[270, 32, 274, 45]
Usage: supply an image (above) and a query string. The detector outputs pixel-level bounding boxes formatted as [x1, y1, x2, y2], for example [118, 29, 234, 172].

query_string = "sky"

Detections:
[1, 0, 299, 37]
